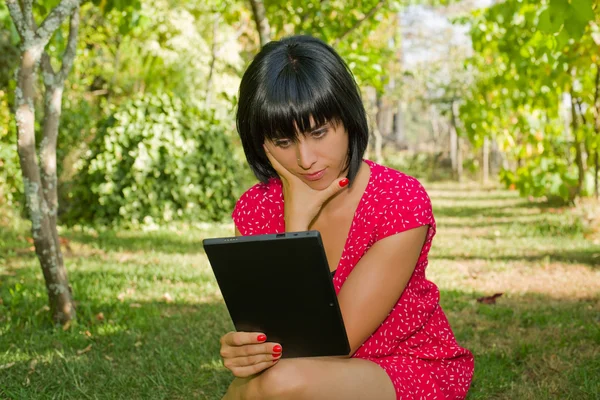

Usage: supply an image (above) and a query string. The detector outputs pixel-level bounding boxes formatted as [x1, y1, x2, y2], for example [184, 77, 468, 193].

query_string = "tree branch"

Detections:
[22, 0, 35, 31]
[35, 0, 81, 47]
[575, 97, 587, 126]
[59, 5, 80, 82]
[595, 63, 600, 133]
[333, 0, 386, 46]
[249, 0, 271, 47]
[41, 52, 57, 79]
[6, 0, 28, 40]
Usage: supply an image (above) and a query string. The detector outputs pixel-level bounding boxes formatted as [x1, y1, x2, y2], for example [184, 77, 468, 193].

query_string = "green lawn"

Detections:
[1, 183, 599, 399]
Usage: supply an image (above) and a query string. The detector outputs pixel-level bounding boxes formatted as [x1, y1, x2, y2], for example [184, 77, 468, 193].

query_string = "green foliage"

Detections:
[461, 0, 600, 202]
[264, 0, 399, 91]
[0, 91, 21, 207]
[0, 3, 21, 207]
[384, 150, 455, 181]
[65, 93, 240, 226]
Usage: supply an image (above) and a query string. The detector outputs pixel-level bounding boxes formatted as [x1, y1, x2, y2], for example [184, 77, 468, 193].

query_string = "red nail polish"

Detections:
[257, 334, 267, 342]
[272, 353, 281, 358]
[339, 178, 349, 187]
[272, 344, 282, 353]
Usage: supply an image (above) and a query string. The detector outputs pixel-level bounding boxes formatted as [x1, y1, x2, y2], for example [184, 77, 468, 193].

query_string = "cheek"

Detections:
[269, 148, 295, 167]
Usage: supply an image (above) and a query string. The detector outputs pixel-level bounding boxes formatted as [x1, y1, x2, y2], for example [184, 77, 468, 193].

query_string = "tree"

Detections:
[5, 0, 82, 324]
[461, 0, 599, 202]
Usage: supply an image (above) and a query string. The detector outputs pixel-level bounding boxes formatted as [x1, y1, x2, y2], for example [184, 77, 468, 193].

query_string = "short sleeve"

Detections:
[374, 178, 434, 242]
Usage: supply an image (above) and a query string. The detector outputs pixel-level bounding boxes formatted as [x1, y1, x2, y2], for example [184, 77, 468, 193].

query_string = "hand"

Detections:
[264, 145, 349, 231]
[219, 331, 283, 378]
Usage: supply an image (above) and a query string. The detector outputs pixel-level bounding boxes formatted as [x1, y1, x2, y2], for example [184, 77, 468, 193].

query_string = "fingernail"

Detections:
[272, 344, 282, 353]
[257, 334, 267, 342]
[272, 353, 281, 358]
[339, 178, 349, 187]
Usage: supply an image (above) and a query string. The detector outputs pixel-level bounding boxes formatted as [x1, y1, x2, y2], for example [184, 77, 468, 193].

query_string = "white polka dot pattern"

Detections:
[232, 160, 474, 399]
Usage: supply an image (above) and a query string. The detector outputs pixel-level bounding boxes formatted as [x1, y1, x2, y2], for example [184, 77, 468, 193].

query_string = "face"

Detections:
[264, 118, 349, 190]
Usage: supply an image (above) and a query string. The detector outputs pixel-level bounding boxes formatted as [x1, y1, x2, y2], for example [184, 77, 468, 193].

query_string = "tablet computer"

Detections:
[203, 231, 350, 358]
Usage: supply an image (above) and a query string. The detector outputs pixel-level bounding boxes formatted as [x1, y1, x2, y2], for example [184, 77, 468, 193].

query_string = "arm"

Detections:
[337, 225, 428, 355]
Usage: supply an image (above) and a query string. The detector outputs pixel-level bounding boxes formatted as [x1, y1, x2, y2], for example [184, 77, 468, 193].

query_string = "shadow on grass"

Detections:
[0, 297, 234, 400]
[2, 265, 599, 400]
[435, 249, 600, 268]
[432, 205, 533, 219]
[64, 228, 229, 255]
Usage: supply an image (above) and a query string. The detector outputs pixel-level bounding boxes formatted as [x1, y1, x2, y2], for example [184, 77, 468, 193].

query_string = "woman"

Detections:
[219, 35, 474, 400]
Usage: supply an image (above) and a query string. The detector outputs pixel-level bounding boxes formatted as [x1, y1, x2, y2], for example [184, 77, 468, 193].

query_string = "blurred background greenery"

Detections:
[1, 0, 599, 227]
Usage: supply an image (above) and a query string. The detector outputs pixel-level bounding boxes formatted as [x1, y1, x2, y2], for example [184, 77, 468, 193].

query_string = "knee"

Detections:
[250, 360, 308, 400]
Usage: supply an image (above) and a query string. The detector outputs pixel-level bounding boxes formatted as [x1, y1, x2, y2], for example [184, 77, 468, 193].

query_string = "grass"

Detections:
[1, 182, 599, 399]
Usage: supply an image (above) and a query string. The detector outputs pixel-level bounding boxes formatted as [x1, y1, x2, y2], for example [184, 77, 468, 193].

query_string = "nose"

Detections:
[296, 139, 317, 170]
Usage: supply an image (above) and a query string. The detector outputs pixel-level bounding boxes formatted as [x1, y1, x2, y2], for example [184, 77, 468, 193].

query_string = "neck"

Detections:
[322, 161, 369, 213]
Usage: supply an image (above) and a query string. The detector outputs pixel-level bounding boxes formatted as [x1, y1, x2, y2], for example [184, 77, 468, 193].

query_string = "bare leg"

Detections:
[222, 357, 395, 400]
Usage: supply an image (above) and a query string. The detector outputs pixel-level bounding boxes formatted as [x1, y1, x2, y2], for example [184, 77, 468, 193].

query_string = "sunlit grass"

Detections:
[1, 182, 599, 399]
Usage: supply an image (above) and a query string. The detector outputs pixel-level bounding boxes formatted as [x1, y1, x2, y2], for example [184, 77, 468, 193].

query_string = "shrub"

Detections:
[65, 93, 240, 226]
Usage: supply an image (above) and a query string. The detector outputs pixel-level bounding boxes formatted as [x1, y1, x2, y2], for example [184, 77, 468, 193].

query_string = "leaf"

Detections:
[564, 12, 587, 41]
[0, 362, 15, 370]
[77, 344, 93, 356]
[538, 8, 561, 34]
[570, 0, 595, 24]
[476, 293, 504, 304]
[549, 0, 569, 14]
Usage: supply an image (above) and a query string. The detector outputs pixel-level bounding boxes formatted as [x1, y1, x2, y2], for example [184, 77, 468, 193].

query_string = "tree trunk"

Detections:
[449, 100, 458, 180]
[457, 136, 463, 183]
[7, 0, 81, 325]
[571, 93, 586, 200]
[482, 136, 490, 184]
[16, 49, 75, 325]
[249, 0, 271, 47]
[594, 64, 600, 200]
[372, 92, 383, 164]
[205, 14, 221, 109]
[394, 101, 405, 149]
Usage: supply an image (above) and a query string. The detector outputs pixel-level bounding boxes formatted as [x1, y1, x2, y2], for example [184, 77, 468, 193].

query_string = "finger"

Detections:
[322, 177, 349, 201]
[221, 332, 267, 347]
[225, 352, 282, 368]
[230, 359, 280, 378]
[220, 342, 281, 359]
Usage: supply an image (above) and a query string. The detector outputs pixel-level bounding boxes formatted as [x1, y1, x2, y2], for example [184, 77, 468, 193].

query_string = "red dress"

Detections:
[232, 160, 474, 399]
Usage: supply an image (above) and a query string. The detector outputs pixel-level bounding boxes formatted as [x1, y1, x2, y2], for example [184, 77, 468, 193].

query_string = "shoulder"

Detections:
[364, 160, 434, 240]
[366, 160, 431, 205]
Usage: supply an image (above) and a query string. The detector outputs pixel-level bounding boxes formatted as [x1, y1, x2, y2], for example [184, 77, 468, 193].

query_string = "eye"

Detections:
[274, 139, 292, 148]
[312, 127, 328, 139]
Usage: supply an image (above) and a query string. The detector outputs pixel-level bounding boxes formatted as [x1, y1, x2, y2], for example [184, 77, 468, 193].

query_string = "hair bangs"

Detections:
[237, 35, 369, 184]
[255, 65, 343, 143]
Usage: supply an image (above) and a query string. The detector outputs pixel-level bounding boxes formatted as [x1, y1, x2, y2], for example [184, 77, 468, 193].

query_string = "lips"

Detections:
[301, 168, 326, 181]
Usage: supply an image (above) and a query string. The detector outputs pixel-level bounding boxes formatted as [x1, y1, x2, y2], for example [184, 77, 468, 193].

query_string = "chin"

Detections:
[306, 178, 334, 191]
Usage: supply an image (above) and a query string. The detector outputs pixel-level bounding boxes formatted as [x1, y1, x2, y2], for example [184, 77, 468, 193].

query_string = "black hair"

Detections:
[236, 35, 369, 184]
